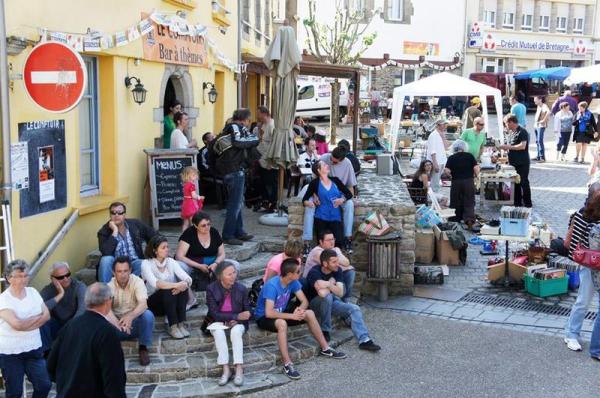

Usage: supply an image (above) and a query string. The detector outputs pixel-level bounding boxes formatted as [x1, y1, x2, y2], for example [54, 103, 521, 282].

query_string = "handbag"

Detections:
[572, 243, 600, 271]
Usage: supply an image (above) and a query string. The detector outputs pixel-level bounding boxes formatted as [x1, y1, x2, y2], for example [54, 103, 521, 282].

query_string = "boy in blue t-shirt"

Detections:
[255, 258, 346, 380]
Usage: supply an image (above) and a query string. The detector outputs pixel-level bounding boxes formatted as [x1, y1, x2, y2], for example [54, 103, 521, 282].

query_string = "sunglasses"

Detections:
[110, 211, 125, 216]
[53, 272, 71, 280]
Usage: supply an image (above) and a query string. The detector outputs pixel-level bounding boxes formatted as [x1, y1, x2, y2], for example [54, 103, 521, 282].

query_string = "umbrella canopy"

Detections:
[263, 25, 301, 169]
[564, 64, 600, 85]
[514, 66, 571, 81]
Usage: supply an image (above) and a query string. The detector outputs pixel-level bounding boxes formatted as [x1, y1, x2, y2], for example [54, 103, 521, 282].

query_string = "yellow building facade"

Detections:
[3, 0, 242, 287]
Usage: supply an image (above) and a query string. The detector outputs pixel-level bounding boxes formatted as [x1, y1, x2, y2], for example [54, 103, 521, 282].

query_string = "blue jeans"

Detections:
[565, 267, 594, 339]
[309, 294, 370, 343]
[342, 269, 356, 302]
[302, 199, 354, 241]
[116, 309, 155, 347]
[557, 131, 571, 154]
[0, 347, 51, 398]
[535, 127, 546, 159]
[222, 170, 246, 240]
[98, 256, 142, 283]
[40, 317, 66, 352]
[589, 288, 600, 357]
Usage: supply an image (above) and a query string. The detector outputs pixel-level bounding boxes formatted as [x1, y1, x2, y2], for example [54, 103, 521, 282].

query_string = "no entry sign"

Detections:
[23, 42, 87, 113]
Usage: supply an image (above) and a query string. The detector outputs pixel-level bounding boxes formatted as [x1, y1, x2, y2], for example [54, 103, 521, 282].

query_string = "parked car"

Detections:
[295, 80, 349, 120]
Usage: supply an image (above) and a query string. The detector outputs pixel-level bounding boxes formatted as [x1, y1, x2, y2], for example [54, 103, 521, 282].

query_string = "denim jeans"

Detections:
[535, 127, 546, 159]
[302, 199, 354, 241]
[309, 294, 370, 343]
[342, 269, 356, 302]
[0, 347, 52, 398]
[565, 267, 594, 339]
[116, 309, 155, 347]
[98, 256, 142, 283]
[40, 317, 66, 352]
[557, 131, 571, 154]
[222, 170, 246, 240]
[589, 288, 600, 357]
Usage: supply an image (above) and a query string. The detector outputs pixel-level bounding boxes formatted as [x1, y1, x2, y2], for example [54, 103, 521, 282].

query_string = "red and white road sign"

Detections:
[23, 42, 87, 113]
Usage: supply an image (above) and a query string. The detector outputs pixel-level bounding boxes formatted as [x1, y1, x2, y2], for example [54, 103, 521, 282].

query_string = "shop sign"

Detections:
[141, 12, 208, 67]
[403, 41, 439, 56]
[468, 22, 483, 48]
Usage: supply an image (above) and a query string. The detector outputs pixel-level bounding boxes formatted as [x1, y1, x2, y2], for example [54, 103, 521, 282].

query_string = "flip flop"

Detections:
[469, 237, 487, 245]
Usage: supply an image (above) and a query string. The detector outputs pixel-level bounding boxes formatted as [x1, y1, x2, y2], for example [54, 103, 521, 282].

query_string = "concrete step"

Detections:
[124, 327, 354, 384]
[126, 371, 291, 398]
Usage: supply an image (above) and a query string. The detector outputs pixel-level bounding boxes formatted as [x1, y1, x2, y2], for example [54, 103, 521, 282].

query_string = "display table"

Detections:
[480, 234, 530, 287]
[479, 172, 519, 208]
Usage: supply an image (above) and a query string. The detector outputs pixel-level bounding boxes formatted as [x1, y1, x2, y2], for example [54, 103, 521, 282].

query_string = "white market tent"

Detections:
[564, 64, 600, 85]
[391, 72, 504, 144]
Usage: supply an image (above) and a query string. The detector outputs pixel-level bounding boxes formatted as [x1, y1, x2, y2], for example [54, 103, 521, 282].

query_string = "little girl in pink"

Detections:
[180, 166, 204, 231]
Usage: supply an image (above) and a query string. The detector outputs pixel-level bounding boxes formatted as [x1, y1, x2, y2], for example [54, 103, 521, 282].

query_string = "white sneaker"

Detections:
[564, 337, 582, 351]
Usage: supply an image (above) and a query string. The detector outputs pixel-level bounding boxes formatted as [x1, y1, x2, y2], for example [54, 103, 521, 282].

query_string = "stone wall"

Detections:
[288, 169, 416, 296]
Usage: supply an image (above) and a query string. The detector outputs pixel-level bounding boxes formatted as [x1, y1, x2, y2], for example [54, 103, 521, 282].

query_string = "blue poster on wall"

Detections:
[18, 120, 67, 218]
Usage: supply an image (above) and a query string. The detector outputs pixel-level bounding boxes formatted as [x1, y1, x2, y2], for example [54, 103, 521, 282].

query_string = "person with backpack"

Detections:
[210, 109, 260, 245]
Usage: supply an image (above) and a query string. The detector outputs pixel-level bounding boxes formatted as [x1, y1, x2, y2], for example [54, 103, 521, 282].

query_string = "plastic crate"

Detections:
[359, 127, 378, 139]
[523, 274, 568, 297]
[500, 217, 529, 237]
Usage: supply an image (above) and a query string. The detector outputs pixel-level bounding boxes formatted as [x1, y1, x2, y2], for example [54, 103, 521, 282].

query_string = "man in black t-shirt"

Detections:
[500, 115, 532, 208]
[305, 249, 381, 351]
[444, 140, 479, 228]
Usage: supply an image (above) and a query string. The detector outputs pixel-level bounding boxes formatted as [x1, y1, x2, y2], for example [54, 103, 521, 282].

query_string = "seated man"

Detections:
[97, 201, 157, 283]
[337, 139, 361, 176]
[304, 231, 355, 302]
[263, 239, 304, 282]
[306, 249, 381, 352]
[40, 261, 86, 350]
[302, 146, 357, 254]
[107, 256, 155, 366]
[255, 258, 346, 380]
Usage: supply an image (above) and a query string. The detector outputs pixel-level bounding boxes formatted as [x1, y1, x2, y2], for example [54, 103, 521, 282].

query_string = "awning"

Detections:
[564, 64, 600, 85]
[514, 67, 571, 81]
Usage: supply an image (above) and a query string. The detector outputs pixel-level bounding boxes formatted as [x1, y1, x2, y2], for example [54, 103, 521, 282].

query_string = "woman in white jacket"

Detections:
[142, 235, 193, 339]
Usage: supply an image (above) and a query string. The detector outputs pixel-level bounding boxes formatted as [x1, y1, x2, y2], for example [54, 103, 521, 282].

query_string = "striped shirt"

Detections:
[568, 209, 599, 259]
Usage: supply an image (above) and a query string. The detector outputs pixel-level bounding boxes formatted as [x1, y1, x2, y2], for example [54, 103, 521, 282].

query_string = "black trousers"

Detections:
[449, 178, 476, 223]
[148, 289, 187, 326]
[258, 167, 278, 204]
[513, 163, 532, 208]
[314, 218, 344, 248]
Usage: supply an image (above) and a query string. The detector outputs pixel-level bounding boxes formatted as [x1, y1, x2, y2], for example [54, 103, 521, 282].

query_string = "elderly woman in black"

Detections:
[206, 261, 251, 387]
[444, 139, 480, 230]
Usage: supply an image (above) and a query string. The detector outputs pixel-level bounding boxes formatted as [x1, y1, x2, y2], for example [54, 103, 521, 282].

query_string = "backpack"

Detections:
[247, 277, 264, 309]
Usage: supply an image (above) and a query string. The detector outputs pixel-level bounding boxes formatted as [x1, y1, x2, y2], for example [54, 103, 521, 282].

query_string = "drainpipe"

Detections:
[237, 0, 242, 108]
[0, 0, 11, 202]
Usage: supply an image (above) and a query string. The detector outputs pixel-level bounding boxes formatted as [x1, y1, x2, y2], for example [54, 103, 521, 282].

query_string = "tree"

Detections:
[303, 0, 377, 144]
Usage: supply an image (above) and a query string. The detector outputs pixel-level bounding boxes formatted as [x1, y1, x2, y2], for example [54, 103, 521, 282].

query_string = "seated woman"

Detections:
[410, 160, 448, 206]
[263, 239, 303, 282]
[206, 261, 251, 387]
[444, 140, 479, 230]
[175, 211, 239, 292]
[302, 160, 353, 247]
[142, 235, 192, 340]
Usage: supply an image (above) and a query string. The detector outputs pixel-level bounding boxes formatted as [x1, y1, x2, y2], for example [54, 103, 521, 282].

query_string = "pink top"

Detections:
[262, 253, 302, 282]
[220, 291, 232, 312]
[316, 141, 329, 155]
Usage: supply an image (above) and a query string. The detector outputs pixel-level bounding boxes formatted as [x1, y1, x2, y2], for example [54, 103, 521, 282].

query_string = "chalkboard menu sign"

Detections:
[145, 149, 198, 229]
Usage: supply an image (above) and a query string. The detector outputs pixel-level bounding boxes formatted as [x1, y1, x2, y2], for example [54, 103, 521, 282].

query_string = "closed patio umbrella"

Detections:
[260, 24, 301, 224]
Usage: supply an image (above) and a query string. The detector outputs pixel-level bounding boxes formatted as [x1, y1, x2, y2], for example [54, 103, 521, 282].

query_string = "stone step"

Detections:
[122, 313, 330, 357]
[126, 371, 291, 398]
[124, 327, 354, 384]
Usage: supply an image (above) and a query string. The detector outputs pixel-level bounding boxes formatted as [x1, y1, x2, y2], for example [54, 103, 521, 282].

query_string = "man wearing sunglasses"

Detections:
[459, 117, 487, 161]
[97, 202, 157, 283]
[39, 261, 86, 351]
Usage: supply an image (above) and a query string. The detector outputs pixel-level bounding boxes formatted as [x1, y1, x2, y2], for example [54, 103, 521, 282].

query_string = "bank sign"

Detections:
[468, 22, 591, 56]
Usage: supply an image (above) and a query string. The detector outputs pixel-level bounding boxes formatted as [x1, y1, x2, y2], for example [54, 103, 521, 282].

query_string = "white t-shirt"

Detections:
[141, 258, 192, 296]
[426, 130, 447, 165]
[170, 128, 189, 149]
[297, 151, 320, 169]
[0, 287, 44, 354]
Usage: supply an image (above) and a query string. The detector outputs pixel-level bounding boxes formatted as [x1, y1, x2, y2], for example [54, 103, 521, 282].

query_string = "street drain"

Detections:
[460, 293, 597, 321]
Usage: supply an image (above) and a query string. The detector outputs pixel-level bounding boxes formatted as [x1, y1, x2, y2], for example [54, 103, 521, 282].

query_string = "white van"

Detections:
[295, 80, 349, 119]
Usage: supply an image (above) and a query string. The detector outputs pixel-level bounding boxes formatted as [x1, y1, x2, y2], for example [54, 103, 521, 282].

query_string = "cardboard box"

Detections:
[415, 228, 435, 263]
[486, 261, 527, 282]
[487, 262, 505, 282]
[433, 224, 460, 266]
[374, 122, 386, 136]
